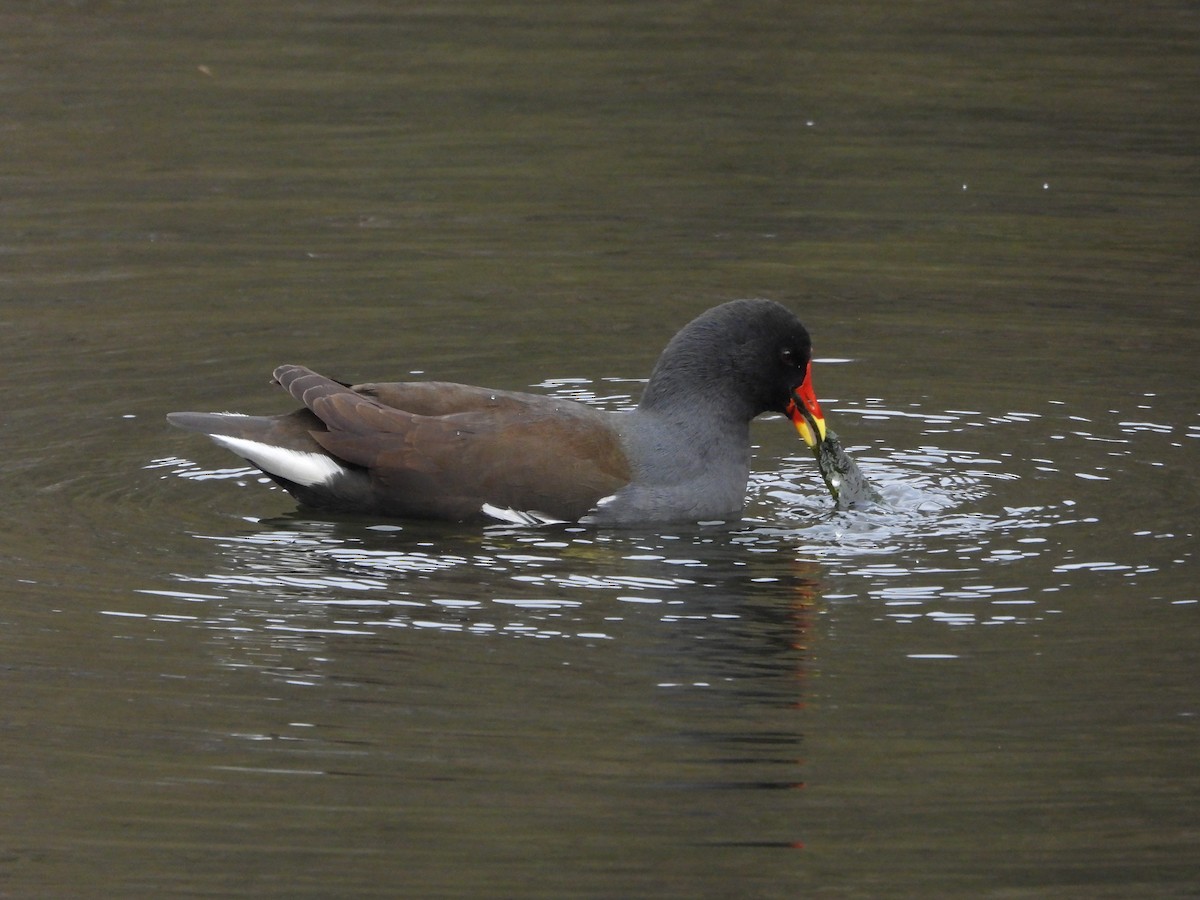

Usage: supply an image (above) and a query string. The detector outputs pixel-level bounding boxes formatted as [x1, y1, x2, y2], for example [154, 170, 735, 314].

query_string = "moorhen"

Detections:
[167, 299, 832, 525]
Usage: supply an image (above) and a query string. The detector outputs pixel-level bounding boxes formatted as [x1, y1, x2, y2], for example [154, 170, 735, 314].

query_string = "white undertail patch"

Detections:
[209, 435, 349, 487]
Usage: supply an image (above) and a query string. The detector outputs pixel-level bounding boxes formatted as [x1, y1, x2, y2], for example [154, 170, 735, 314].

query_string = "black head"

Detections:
[641, 299, 814, 421]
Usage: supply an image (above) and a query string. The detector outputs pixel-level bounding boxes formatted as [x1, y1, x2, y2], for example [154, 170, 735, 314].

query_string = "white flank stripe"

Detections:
[210, 435, 348, 487]
[480, 503, 566, 526]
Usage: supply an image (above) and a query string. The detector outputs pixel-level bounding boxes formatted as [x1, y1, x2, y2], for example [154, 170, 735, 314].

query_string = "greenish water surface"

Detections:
[2, 2, 1197, 896]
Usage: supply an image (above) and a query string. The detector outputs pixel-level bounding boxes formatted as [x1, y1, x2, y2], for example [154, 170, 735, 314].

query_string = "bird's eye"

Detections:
[780, 347, 798, 368]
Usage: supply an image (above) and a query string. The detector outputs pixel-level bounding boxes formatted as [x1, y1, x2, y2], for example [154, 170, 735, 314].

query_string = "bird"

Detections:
[167, 298, 832, 526]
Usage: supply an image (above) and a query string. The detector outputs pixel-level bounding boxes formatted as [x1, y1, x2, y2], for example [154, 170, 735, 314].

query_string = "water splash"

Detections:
[142, 390, 1197, 677]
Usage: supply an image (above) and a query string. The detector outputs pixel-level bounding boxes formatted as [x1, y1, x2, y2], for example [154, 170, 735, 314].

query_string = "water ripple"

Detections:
[139, 392, 1198, 674]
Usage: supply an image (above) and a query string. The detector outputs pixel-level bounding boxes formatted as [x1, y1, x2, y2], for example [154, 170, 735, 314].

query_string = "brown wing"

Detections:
[352, 380, 548, 417]
[275, 366, 631, 522]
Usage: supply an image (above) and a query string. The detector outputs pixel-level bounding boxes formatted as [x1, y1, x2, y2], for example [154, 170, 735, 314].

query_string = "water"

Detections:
[3, 1, 1198, 896]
